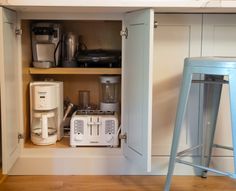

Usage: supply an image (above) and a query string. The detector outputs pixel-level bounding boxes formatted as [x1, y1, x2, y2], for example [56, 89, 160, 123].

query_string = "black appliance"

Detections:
[77, 50, 121, 68]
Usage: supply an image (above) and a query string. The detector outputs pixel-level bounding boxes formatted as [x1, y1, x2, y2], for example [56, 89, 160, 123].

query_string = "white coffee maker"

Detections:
[30, 81, 63, 145]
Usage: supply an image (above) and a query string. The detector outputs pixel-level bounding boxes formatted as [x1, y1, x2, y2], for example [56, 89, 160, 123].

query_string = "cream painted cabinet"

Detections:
[0, 8, 21, 174]
[0, 7, 154, 175]
[152, 13, 236, 174]
[1, 6, 236, 175]
[152, 14, 202, 156]
[202, 14, 236, 159]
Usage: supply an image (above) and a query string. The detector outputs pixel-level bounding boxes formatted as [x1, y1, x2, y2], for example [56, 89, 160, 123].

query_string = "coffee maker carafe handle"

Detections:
[41, 114, 48, 139]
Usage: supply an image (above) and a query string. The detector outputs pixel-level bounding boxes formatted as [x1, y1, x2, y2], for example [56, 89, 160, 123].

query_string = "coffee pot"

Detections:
[31, 111, 57, 145]
[30, 81, 63, 145]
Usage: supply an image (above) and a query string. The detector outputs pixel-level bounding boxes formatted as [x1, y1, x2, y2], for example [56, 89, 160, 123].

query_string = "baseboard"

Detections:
[8, 155, 234, 175]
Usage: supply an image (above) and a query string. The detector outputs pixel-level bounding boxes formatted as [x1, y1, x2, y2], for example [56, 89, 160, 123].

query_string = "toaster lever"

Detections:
[87, 122, 102, 125]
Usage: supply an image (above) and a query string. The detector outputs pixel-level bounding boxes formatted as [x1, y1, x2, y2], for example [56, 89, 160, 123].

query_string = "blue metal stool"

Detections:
[164, 57, 236, 191]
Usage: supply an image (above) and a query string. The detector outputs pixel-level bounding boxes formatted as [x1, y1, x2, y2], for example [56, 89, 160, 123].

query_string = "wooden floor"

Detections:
[0, 175, 236, 191]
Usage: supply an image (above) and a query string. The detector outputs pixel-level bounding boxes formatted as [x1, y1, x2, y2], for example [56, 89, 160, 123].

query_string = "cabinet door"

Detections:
[202, 14, 236, 157]
[122, 9, 154, 171]
[0, 7, 20, 174]
[152, 14, 202, 156]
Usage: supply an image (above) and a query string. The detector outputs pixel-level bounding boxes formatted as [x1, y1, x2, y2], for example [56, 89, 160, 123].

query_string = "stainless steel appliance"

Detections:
[61, 32, 78, 67]
[30, 81, 63, 145]
[70, 110, 119, 147]
[31, 23, 61, 68]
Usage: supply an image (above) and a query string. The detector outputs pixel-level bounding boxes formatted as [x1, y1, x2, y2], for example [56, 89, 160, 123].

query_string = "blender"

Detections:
[100, 76, 120, 112]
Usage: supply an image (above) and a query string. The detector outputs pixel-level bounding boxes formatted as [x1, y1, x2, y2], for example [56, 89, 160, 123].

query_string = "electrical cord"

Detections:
[112, 125, 121, 147]
[54, 39, 62, 67]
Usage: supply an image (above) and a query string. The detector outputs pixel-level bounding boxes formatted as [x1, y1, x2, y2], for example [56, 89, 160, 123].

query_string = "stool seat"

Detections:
[164, 57, 236, 191]
[185, 57, 236, 69]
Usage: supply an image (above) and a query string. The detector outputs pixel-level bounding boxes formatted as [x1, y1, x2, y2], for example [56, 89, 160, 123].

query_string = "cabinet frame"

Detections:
[1, 8, 154, 175]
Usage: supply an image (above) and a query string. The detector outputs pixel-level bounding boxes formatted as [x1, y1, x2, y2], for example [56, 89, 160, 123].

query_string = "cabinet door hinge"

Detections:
[119, 133, 127, 143]
[154, 21, 158, 29]
[18, 133, 24, 143]
[15, 29, 22, 36]
[120, 27, 128, 39]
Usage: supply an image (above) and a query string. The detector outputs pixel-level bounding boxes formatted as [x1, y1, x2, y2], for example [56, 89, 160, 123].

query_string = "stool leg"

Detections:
[201, 75, 223, 178]
[229, 73, 236, 178]
[164, 68, 192, 191]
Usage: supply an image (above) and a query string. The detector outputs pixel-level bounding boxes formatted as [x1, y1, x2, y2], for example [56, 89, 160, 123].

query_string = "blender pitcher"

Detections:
[100, 76, 120, 112]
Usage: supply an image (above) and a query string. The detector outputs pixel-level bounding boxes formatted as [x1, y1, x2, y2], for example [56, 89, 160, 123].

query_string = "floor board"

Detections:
[0, 175, 235, 191]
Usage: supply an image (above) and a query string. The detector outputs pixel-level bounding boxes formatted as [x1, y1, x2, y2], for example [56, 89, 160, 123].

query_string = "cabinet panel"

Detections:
[123, 9, 154, 171]
[0, 7, 21, 174]
[202, 14, 236, 156]
[152, 14, 202, 155]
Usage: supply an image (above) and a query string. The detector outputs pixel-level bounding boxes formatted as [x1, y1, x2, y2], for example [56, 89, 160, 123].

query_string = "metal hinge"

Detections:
[15, 29, 22, 36]
[154, 21, 158, 28]
[119, 133, 127, 143]
[120, 27, 128, 39]
[18, 133, 24, 143]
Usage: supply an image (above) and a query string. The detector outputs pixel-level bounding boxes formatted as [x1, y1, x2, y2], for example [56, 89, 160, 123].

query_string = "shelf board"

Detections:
[25, 137, 70, 148]
[29, 67, 122, 75]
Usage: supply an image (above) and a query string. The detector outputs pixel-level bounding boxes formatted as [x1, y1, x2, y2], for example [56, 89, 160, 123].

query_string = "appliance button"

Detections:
[75, 134, 83, 141]
[106, 134, 113, 143]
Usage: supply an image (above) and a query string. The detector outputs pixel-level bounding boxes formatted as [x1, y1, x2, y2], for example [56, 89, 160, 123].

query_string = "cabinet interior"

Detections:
[21, 19, 122, 148]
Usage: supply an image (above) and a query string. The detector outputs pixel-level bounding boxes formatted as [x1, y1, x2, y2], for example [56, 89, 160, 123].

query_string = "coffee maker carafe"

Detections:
[30, 81, 63, 145]
[31, 23, 61, 68]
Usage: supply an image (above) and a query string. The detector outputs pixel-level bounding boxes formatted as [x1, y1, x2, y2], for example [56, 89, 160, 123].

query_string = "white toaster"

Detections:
[70, 110, 119, 147]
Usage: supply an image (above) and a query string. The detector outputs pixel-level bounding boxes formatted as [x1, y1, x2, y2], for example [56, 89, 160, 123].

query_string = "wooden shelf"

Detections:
[25, 137, 70, 148]
[29, 67, 122, 75]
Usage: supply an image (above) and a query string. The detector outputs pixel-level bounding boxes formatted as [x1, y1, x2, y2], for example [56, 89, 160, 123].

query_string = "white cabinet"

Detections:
[0, 7, 154, 175]
[0, 8, 21, 174]
[151, 13, 236, 174]
[152, 14, 202, 156]
[202, 14, 236, 160]
[1, 6, 236, 175]
[123, 10, 154, 171]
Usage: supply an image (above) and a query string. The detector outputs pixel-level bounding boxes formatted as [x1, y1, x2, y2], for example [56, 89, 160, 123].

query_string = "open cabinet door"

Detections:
[122, 9, 154, 171]
[0, 7, 21, 174]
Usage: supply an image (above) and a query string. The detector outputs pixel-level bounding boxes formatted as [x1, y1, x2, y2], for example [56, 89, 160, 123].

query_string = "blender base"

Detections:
[100, 102, 119, 112]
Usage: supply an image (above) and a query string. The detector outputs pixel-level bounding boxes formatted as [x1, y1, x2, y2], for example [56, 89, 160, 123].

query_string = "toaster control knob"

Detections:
[106, 134, 113, 143]
[75, 134, 83, 141]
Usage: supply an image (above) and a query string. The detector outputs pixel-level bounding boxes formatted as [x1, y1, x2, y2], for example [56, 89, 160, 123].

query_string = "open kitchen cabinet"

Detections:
[21, 19, 122, 148]
[0, 7, 154, 175]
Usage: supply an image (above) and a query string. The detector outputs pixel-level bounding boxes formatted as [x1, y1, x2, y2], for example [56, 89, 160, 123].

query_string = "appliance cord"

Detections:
[54, 40, 62, 67]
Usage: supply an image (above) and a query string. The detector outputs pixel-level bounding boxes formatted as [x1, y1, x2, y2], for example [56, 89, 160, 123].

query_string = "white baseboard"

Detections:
[9, 155, 234, 175]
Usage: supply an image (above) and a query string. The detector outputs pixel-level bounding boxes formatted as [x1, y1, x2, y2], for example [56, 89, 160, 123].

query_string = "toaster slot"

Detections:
[97, 117, 100, 136]
[89, 117, 93, 136]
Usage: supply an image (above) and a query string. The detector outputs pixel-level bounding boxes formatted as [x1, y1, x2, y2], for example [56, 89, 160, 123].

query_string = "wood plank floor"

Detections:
[0, 175, 236, 191]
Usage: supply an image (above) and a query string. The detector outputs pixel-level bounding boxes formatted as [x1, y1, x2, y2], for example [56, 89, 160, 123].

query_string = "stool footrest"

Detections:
[175, 158, 235, 178]
[192, 79, 228, 84]
[213, 144, 233, 151]
[177, 145, 202, 157]
[177, 144, 233, 158]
